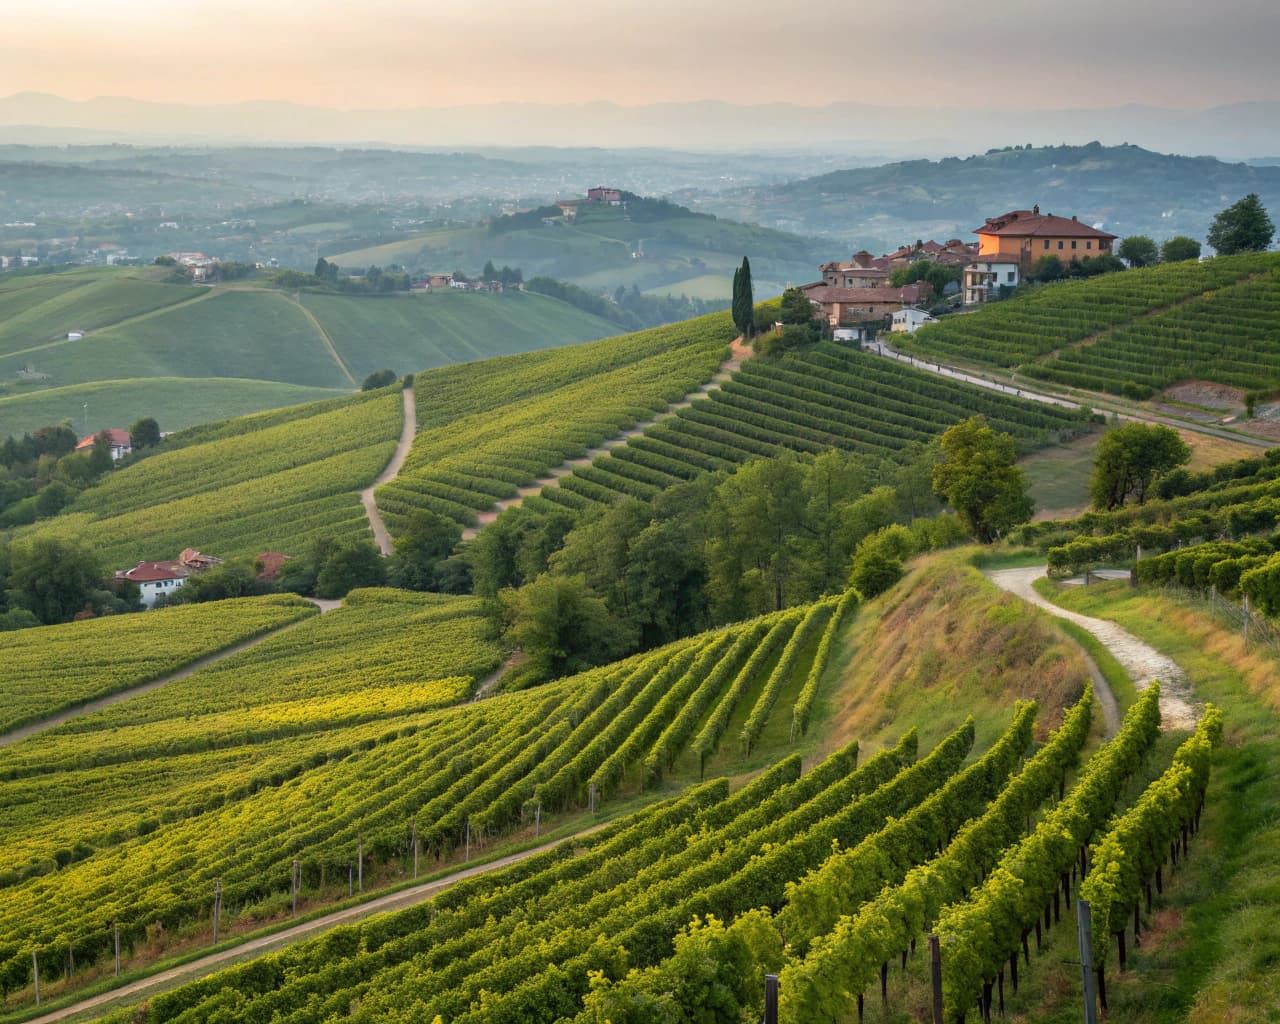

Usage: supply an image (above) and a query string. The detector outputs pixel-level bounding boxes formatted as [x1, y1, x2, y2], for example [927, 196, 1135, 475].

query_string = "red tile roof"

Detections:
[967, 254, 1022, 265]
[800, 282, 933, 304]
[975, 209, 1116, 240]
[117, 561, 188, 583]
[75, 428, 132, 451]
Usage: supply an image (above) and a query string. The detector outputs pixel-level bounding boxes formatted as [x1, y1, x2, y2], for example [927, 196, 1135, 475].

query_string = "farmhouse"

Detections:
[115, 561, 189, 608]
[975, 206, 1116, 267]
[798, 282, 934, 331]
[75, 428, 132, 462]
[963, 255, 1021, 304]
[586, 186, 624, 205]
[820, 252, 892, 288]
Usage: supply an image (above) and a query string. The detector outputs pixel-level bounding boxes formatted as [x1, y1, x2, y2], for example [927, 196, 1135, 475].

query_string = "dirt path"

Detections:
[23, 825, 608, 1024]
[460, 337, 753, 541]
[287, 292, 357, 387]
[867, 340, 1271, 449]
[0, 618, 312, 750]
[361, 387, 417, 555]
[471, 650, 529, 701]
[987, 566, 1199, 730]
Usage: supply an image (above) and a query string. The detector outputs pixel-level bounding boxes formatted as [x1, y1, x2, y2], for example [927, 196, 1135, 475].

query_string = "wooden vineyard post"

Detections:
[535, 802, 541, 839]
[32, 950, 39, 1006]
[1077, 899, 1099, 1024]
[411, 820, 418, 880]
[348, 863, 353, 898]
[589, 781, 597, 816]
[1243, 595, 1250, 645]
[213, 878, 222, 945]
[929, 935, 943, 1024]
[358, 836, 363, 893]
[292, 859, 300, 916]
[465, 819, 471, 863]
[114, 921, 121, 977]
[763, 973, 779, 1024]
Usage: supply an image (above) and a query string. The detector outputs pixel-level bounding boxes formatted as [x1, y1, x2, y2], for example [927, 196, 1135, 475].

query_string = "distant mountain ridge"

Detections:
[1, 92, 1278, 159]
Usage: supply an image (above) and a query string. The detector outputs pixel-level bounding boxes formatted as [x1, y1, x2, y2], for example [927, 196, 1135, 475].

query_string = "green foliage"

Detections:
[932, 416, 1033, 542]
[392, 509, 463, 591]
[1118, 234, 1159, 267]
[128, 416, 161, 449]
[1207, 193, 1275, 255]
[731, 257, 754, 339]
[315, 539, 387, 599]
[361, 368, 398, 391]
[501, 573, 637, 680]
[1161, 235, 1202, 263]
[1031, 254, 1065, 281]
[1089, 422, 1191, 510]
[6, 536, 104, 624]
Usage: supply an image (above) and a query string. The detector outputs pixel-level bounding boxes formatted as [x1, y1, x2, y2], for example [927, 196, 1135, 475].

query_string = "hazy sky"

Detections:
[4, 0, 1277, 109]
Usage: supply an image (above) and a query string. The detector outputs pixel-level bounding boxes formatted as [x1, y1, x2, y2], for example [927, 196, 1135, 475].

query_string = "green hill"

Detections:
[900, 252, 1280, 398]
[328, 195, 826, 300]
[0, 267, 620, 436]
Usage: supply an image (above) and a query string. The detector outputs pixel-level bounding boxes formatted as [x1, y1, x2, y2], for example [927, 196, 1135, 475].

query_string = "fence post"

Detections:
[412, 819, 419, 880]
[763, 973, 779, 1024]
[292, 859, 299, 916]
[535, 802, 541, 839]
[114, 921, 120, 977]
[358, 836, 363, 892]
[1243, 595, 1250, 645]
[1077, 900, 1098, 1024]
[213, 878, 222, 945]
[465, 819, 471, 863]
[929, 935, 943, 1024]
[32, 950, 39, 1006]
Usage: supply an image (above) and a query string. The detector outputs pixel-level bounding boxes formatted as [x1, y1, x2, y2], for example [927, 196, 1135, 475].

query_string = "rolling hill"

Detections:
[0, 266, 619, 436]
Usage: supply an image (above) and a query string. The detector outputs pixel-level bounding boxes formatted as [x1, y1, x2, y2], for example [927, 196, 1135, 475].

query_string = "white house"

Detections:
[75, 428, 132, 462]
[116, 561, 189, 607]
[890, 307, 938, 333]
[963, 256, 1021, 304]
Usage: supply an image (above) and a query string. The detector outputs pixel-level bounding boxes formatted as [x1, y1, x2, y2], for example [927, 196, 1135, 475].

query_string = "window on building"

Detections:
[1072, 240, 1078, 249]
[1086, 241, 1093, 250]
[1007, 271, 1016, 282]
[1058, 241, 1064, 249]
[1044, 240, 1050, 250]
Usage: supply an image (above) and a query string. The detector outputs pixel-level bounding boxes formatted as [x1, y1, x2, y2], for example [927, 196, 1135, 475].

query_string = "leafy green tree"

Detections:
[1089, 423, 1191, 510]
[1160, 236, 1201, 263]
[34, 480, 76, 519]
[932, 416, 1033, 542]
[392, 509, 462, 591]
[731, 256, 754, 339]
[1030, 254, 1064, 281]
[7, 537, 104, 624]
[1118, 235, 1159, 267]
[500, 573, 635, 679]
[849, 524, 917, 598]
[361, 369, 398, 391]
[1207, 193, 1275, 254]
[173, 562, 261, 603]
[129, 417, 161, 449]
[87, 433, 114, 476]
[315, 540, 386, 599]
[778, 287, 817, 326]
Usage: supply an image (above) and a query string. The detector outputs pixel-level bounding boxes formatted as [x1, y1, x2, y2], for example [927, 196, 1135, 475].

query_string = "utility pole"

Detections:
[763, 974, 779, 1024]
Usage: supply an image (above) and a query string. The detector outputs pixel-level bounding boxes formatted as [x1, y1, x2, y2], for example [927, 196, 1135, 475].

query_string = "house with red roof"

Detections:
[797, 281, 935, 333]
[115, 561, 190, 607]
[975, 205, 1117, 267]
[75, 428, 132, 462]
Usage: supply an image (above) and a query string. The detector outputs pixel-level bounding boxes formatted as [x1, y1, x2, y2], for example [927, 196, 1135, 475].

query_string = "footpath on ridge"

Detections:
[23, 825, 608, 1024]
[987, 565, 1199, 730]
[866, 339, 1271, 449]
[460, 337, 753, 541]
[362, 385, 417, 555]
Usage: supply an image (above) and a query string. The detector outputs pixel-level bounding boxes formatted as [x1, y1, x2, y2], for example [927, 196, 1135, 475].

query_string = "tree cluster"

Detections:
[1089, 423, 1191, 510]
[889, 259, 962, 300]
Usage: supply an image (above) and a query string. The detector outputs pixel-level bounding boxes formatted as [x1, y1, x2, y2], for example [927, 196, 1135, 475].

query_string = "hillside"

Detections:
[0, 266, 618, 435]
[900, 252, 1280, 404]
[328, 196, 826, 300]
[698, 142, 1280, 250]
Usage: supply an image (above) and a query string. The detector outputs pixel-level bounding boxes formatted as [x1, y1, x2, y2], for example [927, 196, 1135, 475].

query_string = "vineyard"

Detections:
[0, 590, 858, 1008]
[0, 594, 314, 736]
[515, 341, 1092, 518]
[373, 312, 734, 535]
[20, 386, 404, 565]
[900, 252, 1280, 391]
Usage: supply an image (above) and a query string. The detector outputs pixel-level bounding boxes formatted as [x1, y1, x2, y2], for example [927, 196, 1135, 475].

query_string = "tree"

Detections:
[1207, 194, 1275, 254]
[129, 417, 161, 450]
[314, 540, 386, 598]
[87, 433, 114, 476]
[392, 510, 462, 591]
[361, 369, 398, 391]
[1030, 254, 1064, 282]
[1160, 236, 1202, 263]
[731, 257, 754, 339]
[7, 537, 104, 624]
[500, 573, 635, 680]
[1089, 423, 1191, 510]
[1118, 235, 1158, 267]
[931, 416, 1033, 542]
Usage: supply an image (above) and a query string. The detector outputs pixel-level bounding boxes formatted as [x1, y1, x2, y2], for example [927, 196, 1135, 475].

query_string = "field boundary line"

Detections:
[287, 293, 357, 387]
[460, 337, 752, 541]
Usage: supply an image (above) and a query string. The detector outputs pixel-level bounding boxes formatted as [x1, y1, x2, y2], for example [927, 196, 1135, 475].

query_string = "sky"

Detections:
[2, 0, 1278, 110]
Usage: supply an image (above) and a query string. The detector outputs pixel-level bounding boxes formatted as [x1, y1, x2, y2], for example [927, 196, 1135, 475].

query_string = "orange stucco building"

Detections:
[975, 206, 1117, 266]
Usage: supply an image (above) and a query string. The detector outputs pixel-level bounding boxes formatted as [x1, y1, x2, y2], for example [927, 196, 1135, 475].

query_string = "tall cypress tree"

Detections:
[732, 256, 754, 338]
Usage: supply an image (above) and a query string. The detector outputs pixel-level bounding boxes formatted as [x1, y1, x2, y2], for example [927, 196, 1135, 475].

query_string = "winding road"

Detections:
[987, 566, 1199, 730]
[361, 386, 417, 555]
[460, 337, 753, 541]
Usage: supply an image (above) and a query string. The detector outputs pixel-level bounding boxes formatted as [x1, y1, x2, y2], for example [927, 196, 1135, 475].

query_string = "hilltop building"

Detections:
[75, 428, 132, 462]
[586, 186, 624, 205]
[975, 206, 1116, 266]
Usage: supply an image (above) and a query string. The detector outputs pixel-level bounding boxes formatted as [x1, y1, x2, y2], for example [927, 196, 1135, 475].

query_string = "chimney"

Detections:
[1072, 214, 1078, 221]
[1032, 204, 1040, 215]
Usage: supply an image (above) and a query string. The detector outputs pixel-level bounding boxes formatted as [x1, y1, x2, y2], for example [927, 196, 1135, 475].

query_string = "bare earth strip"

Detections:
[461, 337, 752, 541]
[0, 617, 314, 750]
[23, 826, 607, 1024]
[987, 566, 1199, 730]
[361, 386, 417, 555]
